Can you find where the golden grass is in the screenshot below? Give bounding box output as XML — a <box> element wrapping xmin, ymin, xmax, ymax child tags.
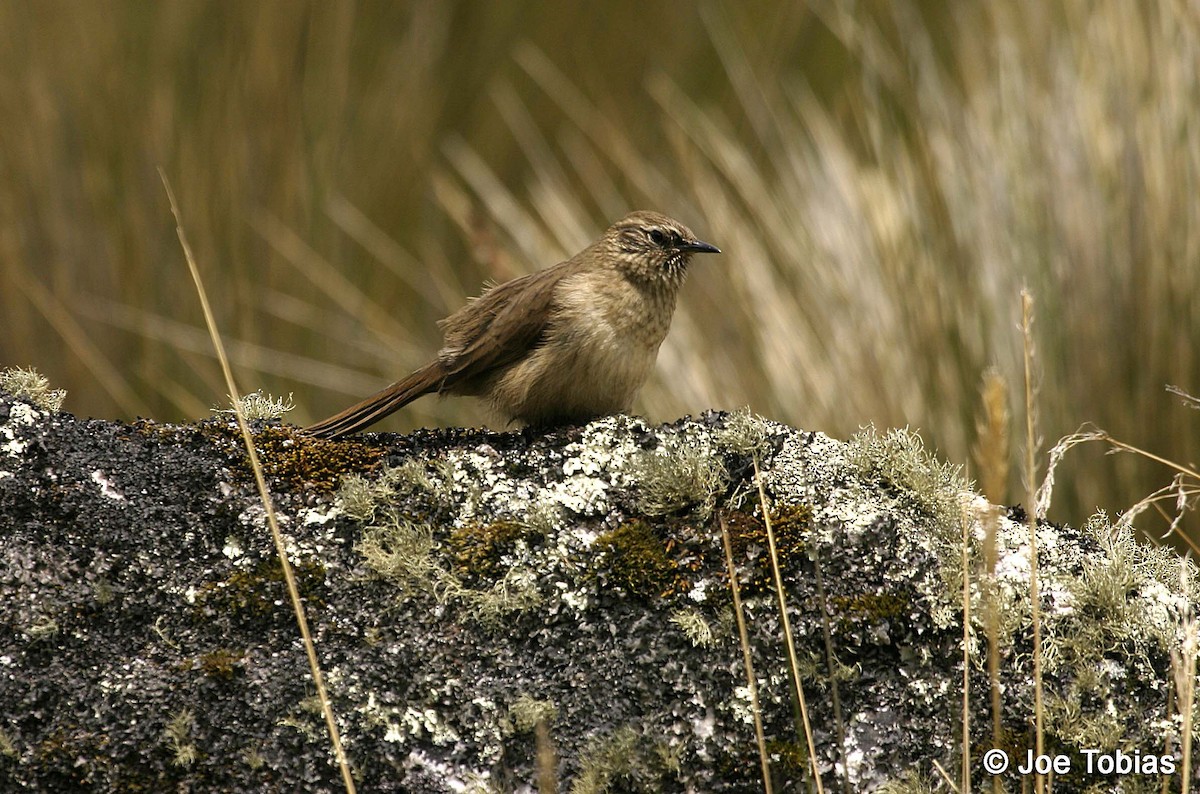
<box><xmin>1021</xmin><ymin>291</ymin><xmax>1046</xmax><ymax>792</ymax></box>
<box><xmin>973</xmin><ymin>370</ymin><xmax>1009</xmax><ymax>794</ymax></box>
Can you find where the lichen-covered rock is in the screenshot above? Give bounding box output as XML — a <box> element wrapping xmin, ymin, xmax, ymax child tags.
<box><xmin>0</xmin><ymin>392</ymin><xmax>1194</xmax><ymax>792</ymax></box>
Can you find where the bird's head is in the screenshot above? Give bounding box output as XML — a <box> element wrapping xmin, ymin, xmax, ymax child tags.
<box><xmin>604</xmin><ymin>210</ymin><xmax>720</xmax><ymax>287</ymax></box>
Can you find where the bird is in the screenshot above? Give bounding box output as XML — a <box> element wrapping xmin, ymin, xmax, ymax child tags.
<box><xmin>305</xmin><ymin>210</ymin><xmax>720</xmax><ymax>439</ymax></box>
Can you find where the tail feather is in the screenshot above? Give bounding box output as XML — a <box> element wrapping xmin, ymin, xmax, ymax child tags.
<box><xmin>304</xmin><ymin>363</ymin><xmax>444</xmax><ymax>439</ymax></box>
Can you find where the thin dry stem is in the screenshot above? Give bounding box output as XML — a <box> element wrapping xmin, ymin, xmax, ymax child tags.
<box><xmin>1021</xmin><ymin>289</ymin><xmax>1045</xmax><ymax>794</ymax></box>
<box><xmin>810</xmin><ymin>553</ymin><xmax>849</xmax><ymax>794</ymax></box>
<box><xmin>534</xmin><ymin>718</ymin><xmax>558</xmax><ymax>794</ymax></box>
<box><xmin>932</xmin><ymin>759</ymin><xmax>961</xmax><ymax>792</ymax></box>
<box><xmin>754</xmin><ymin>457</ymin><xmax>823</xmax><ymax>793</ymax></box>
<box><xmin>718</xmin><ymin>513</ymin><xmax>774</xmax><ymax>794</ymax></box>
<box><xmin>974</xmin><ymin>370</ymin><xmax>1008</xmax><ymax>793</ymax></box>
<box><xmin>961</xmin><ymin>507</ymin><xmax>972</xmax><ymax>794</ymax></box>
<box><xmin>161</xmin><ymin>171</ymin><xmax>357</xmax><ymax>794</ymax></box>
<box><xmin>1174</xmin><ymin>557</ymin><xmax>1196</xmax><ymax>794</ymax></box>
<box><xmin>1039</xmin><ymin>428</ymin><xmax>1200</xmax><ymax>554</ymax></box>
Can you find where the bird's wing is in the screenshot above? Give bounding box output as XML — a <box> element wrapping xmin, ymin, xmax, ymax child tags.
<box><xmin>434</xmin><ymin>261</ymin><xmax>574</xmax><ymax>386</ymax></box>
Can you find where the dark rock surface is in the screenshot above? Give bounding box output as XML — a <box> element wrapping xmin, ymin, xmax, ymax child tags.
<box><xmin>0</xmin><ymin>392</ymin><xmax>1192</xmax><ymax>792</ymax></box>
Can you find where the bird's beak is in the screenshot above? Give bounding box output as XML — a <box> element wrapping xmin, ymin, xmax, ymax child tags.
<box><xmin>681</xmin><ymin>239</ymin><xmax>720</xmax><ymax>255</ymax></box>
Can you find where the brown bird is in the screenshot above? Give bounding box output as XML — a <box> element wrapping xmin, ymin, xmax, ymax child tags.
<box><xmin>305</xmin><ymin>211</ymin><xmax>720</xmax><ymax>439</ymax></box>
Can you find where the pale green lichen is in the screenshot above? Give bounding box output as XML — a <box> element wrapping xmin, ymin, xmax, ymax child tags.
<box><xmin>337</xmin><ymin>458</ymin><xmax>447</xmax><ymax>521</ymax></box>
<box><xmin>509</xmin><ymin>694</ymin><xmax>557</xmax><ymax>733</ymax></box>
<box><xmin>0</xmin><ymin>367</ymin><xmax>66</xmax><ymax>412</ymax></box>
<box><xmin>358</xmin><ymin>511</ymin><xmax>541</xmax><ymax>624</ymax></box>
<box><xmin>570</xmin><ymin>725</ymin><xmax>681</xmax><ymax>794</ymax></box>
<box><xmin>24</xmin><ymin>617</ymin><xmax>59</xmax><ymax>641</ymax></box>
<box><xmin>845</xmin><ymin>425</ymin><xmax>969</xmax><ymax>542</ymax></box>
<box><xmin>713</xmin><ymin>407</ymin><xmax>773</xmax><ymax>459</ymax></box>
<box><xmin>212</xmin><ymin>389</ymin><xmax>295</xmax><ymax>420</ymax></box>
<box><xmin>669</xmin><ymin>607</ymin><xmax>715</xmax><ymax>648</ymax></box>
<box><xmin>628</xmin><ymin>444</ymin><xmax>728</xmax><ymax>518</ymax></box>
<box><xmin>0</xmin><ymin>728</ymin><xmax>18</xmax><ymax>760</ymax></box>
<box><xmin>1035</xmin><ymin>512</ymin><xmax>1198</xmax><ymax>754</ymax></box>
<box><xmin>877</xmin><ymin>770</ymin><xmax>938</xmax><ymax>793</ymax></box>
<box><xmin>242</xmin><ymin>745</ymin><xmax>266</xmax><ymax>770</ymax></box>
<box><xmin>162</xmin><ymin>708</ymin><xmax>197</xmax><ymax>767</ymax></box>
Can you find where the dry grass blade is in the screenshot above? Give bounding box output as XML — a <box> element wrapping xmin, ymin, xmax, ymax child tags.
<box><xmin>253</xmin><ymin>210</ymin><xmax>412</xmax><ymax>352</ymax></box>
<box><xmin>534</xmin><ymin>718</ymin><xmax>558</xmax><ymax>794</ymax></box>
<box><xmin>932</xmin><ymin>758</ymin><xmax>961</xmax><ymax>793</ymax></box>
<box><xmin>960</xmin><ymin>506</ymin><xmax>972</xmax><ymax>794</ymax></box>
<box><xmin>8</xmin><ymin>262</ymin><xmax>149</xmax><ymax>418</ymax></box>
<box><xmin>1167</xmin><ymin>385</ymin><xmax>1200</xmax><ymax>411</ymax></box>
<box><xmin>809</xmin><ymin>553</ymin><xmax>849</xmax><ymax>794</ymax></box>
<box><xmin>160</xmin><ymin>170</ymin><xmax>357</xmax><ymax>794</ymax></box>
<box><xmin>1173</xmin><ymin>557</ymin><xmax>1196</xmax><ymax>794</ymax></box>
<box><xmin>754</xmin><ymin>457</ymin><xmax>823</xmax><ymax>792</ymax></box>
<box><xmin>324</xmin><ymin>193</ymin><xmax>454</xmax><ymax>310</ymax></box>
<box><xmin>1021</xmin><ymin>289</ymin><xmax>1045</xmax><ymax>794</ymax></box>
<box><xmin>1038</xmin><ymin>428</ymin><xmax>1200</xmax><ymax>555</ymax></box>
<box><xmin>718</xmin><ymin>513</ymin><xmax>774</xmax><ymax>794</ymax></box>
<box><xmin>75</xmin><ymin>297</ymin><xmax>388</xmax><ymax>397</ymax></box>
<box><xmin>973</xmin><ymin>370</ymin><xmax>1009</xmax><ymax>794</ymax></box>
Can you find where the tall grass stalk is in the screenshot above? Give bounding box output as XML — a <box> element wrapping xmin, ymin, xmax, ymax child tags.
<box><xmin>973</xmin><ymin>369</ymin><xmax>1009</xmax><ymax>794</ymax></box>
<box><xmin>1020</xmin><ymin>290</ymin><xmax>1045</xmax><ymax>794</ymax></box>
<box><xmin>960</xmin><ymin>506</ymin><xmax>972</xmax><ymax>794</ymax></box>
<box><xmin>1174</xmin><ymin>558</ymin><xmax>1196</xmax><ymax>794</ymax></box>
<box><xmin>754</xmin><ymin>458</ymin><xmax>823</xmax><ymax>792</ymax></box>
<box><xmin>161</xmin><ymin>172</ymin><xmax>357</xmax><ymax>793</ymax></box>
<box><xmin>810</xmin><ymin>554</ymin><xmax>849</xmax><ymax>794</ymax></box>
<box><xmin>718</xmin><ymin>514</ymin><xmax>774</xmax><ymax>794</ymax></box>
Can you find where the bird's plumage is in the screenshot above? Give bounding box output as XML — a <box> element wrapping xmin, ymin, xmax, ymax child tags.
<box><xmin>305</xmin><ymin>211</ymin><xmax>718</xmax><ymax>439</ymax></box>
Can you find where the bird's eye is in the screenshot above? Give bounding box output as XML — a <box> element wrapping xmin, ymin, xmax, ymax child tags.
<box><xmin>648</xmin><ymin>229</ymin><xmax>667</xmax><ymax>246</ymax></box>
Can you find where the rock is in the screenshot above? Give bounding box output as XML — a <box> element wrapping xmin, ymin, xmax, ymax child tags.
<box><xmin>0</xmin><ymin>392</ymin><xmax>1192</xmax><ymax>792</ymax></box>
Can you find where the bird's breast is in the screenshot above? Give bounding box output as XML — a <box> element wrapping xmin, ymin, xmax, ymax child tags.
<box><xmin>488</xmin><ymin>269</ymin><xmax>679</xmax><ymax>424</ymax></box>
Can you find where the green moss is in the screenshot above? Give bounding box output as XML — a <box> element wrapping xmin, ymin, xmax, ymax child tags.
<box><xmin>721</xmin><ymin>506</ymin><xmax>811</xmax><ymax>596</ymax></box>
<box><xmin>192</xmin><ymin>558</ymin><xmax>328</xmax><ymax>619</ymax></box>
<box><xmin>594</xmin><ymin>520</ymin><xmax>689</xmax><ymax>599</ymax></box>
<box><xmin>831</xmin><ymin>592</ymin><xmax>908</xmax><ymax>629</ymax></box>
<box><xmin>509</xmin><ymin>694</ymin><xmax>558</xmax><ymax>733</ymax></box>
<box><xmin>763</xmin><ymin>738</ymin><xmax>808</xmax><ymax>775</ymax></box>
<box><xmin>197</xmin><ymin>648</ymin><xmax>245</xmax><ymax>680</ymax></box>
<box><xmin>232</xmin><ymin>425</ymin><xmax>383</xmax><ymax>493</ymax></box>
<box><xmin>448</xmin><ymin>520</ymin><xmax>527</xmax><ymax>583</ymax></box>
<box><xmin>571</xmin><ymin>726</ymin><xmax>681</xmax><ymax>794</ymax></box>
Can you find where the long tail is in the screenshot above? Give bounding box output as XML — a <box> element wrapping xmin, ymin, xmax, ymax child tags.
<box><xmin>304</xmin><ymin>362</ymin><xmax>444</xmax><ymax>439</ymax></box>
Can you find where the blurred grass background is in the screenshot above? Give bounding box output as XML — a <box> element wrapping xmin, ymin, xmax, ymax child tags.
<box><xmin>0</xmin><ymin>0</ymin><xmax>1196</xmax><ymax>537</ymax></box>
